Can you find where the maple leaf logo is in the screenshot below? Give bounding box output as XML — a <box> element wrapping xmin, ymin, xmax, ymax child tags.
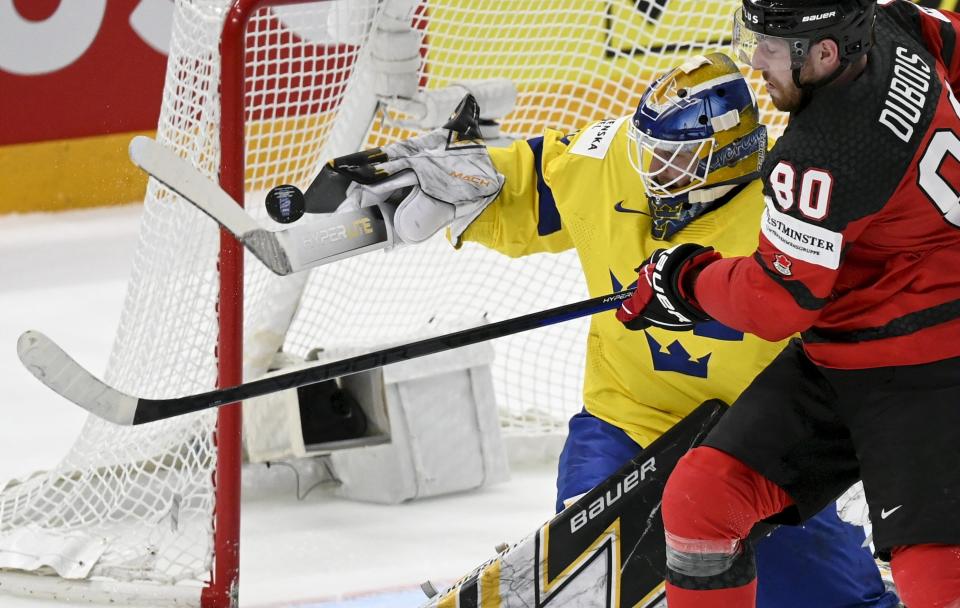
<box><xmin>773</xmin><ymin>253</ymin><xmax>793</xmax><ymax>276</ymax></box>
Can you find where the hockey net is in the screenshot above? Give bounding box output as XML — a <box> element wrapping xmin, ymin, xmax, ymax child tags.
<box><xmin>0</xmin><ymin>1</ymin><xmax>787</xmax><ymax>606</ymax></box>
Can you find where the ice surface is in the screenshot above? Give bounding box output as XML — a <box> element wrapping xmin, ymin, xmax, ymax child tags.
<box><xmin>0</xmin><ymin>205</ymin><xmax>557</xmax><ymax>608</ymax></box>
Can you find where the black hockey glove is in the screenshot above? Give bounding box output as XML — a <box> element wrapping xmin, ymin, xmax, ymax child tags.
<box><xmin>615</xmin><ymin>243</ymin><xmax>719</xmax><ymax>332</ymax></box>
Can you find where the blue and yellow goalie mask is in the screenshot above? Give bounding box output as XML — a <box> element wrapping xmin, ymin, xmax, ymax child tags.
<box><xmin>628</xmin><ymin>52</ymin><xmax>767</xmax><ymax>239</ymax></box>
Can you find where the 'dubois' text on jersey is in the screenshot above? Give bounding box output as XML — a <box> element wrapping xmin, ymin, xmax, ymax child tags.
<box><xmin>697</xmin><ymin>0</ymin><xmax>960</xmax><ymax>369</ymax></box>
<box><xmin>459</xmin><ymin>118</ymin><xmax>788</xmax><ymax>447</ymax></box>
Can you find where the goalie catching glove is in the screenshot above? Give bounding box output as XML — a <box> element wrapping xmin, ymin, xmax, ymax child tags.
<box><xmin>333</xmin><ymin>94</ymin><xmax>504</xmax><ymax>245</ymax></box>
<box><xmin>615</xmin><ymin>243</ymin><xmax>720</xmax><ymax>331</ymax></box>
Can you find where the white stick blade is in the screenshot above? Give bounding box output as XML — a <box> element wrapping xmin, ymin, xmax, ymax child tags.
<box><xmin>128</xmin><ymin>136</ymin><xmax>261</xmax><ymax>237</ymax></box>
<box><xmin>129</xmin><ymin>136</ymin><xmax>296</xmax><ymax>275</ymax></box>
<box><xmin>16</xmin><ymin>331</ymin><xmax>138</xmax><ymax>426</ymax></box>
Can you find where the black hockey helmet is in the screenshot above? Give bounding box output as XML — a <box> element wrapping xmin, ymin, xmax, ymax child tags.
<box><xmin>733</xmin><ymin>0</ymin><xmax>876</xmax><ymax>72</ymax></box>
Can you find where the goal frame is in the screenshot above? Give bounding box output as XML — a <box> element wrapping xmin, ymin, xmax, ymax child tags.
<box><xmin>207</xmin><ymin>1</ymin><xmax>790</xmax><ymax>602</ymax></box>
<box><xmin>207</xmin><ymin>2</ymin><xmax>335</xmax><ymax>606</ymax></box>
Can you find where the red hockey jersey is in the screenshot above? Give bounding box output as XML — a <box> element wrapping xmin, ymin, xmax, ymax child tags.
<box><xmin>696</xmin><ymin>1</ymin><xmax>960</xmax><ymax>369</ymax></box>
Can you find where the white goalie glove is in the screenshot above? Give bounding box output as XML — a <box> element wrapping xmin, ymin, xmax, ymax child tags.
<box><xmin>333</xmin><ymin>94</ymin><xmax>504</xmax><ymax>245</ymax></box>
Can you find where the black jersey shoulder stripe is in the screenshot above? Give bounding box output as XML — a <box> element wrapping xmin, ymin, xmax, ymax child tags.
<box><xmin>919</xmin><ymin>6</ymin><xmax>959</xmax><ymax>78</ymax></box>
<box><xmin>803</xmin><ymin>298</ymin><xmax>960</xmax><ymax>343</ymax></box>
<box><xmin>882</xmin><ymin>1</ymin><xmax>958</xmax><ymax>76</ymax></box>
<box><xmin>938</xmin><ymin>13</ymin><xmax>958</xmax><ymax>76</ymax></box>
<box><xmin>881</xmin><ymin>1</ymin><xmax>928</xmax><ymax>48</ymax></box>
<box><xmin>752</xmin><ymin>252</ymin><xmax>829</xmax><ymax>312</ymax></box>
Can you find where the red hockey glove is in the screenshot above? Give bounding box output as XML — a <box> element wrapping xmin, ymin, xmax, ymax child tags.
<box><xmin>615</xmin><ymin>243</ymin><xmax>720</xmax><ymax>331</ymax></box>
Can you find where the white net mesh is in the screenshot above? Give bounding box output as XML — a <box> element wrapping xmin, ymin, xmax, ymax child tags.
<box><xmin>0</xmin><ymin>0</ymin><xmax>787</xmax><ymax>601</ymax></box>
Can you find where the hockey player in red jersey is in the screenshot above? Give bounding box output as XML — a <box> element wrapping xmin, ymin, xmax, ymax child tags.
<box><xmin>614</xmin><ymin>0</ymin><xmax>960</xmax><ymax>605</ymax></box>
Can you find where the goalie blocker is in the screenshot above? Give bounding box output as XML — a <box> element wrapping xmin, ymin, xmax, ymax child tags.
<box><xmin>128</xmin><ymin>94</ymin><xmax>498</xmax><ymax>276</ymax></box>
<box><xmin>422</xmin><ymin>400</ymin><xmax>727</xmax><ymax>608</ymax></box>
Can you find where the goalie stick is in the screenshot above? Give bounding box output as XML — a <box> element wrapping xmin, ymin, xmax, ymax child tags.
<box><xmin>128</xmin><ymin>136</ymin><xmax>394</xmax><ymax>276</ymax></box>
<box><xmin>128</xmin><ymin>95</ymin><xmax>487</xmax><ymax>276</ymax></box>
<box><xmin>421</xmin><ymin>400</ymin><xmax>728</xmax><ymax>608</ymax></box>
<box><xmin>17</xmin><ymin>289</ymin><xmax>634</xmax><ymax>426</ymax></box>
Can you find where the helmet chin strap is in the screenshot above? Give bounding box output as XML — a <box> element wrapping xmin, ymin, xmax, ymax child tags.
<box><xmin>791</xmin><ymin>54</ymin><xmax>851</xmax><ymax>111</ymax></box>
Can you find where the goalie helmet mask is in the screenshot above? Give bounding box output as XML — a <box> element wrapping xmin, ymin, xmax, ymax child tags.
<box><xmin>732</xmin><ymin>0</ymin><xmax>876</xmax><ymax>89</ymax></box>
<box><xmin>628</xmin><ymin>52</ymin><xmax>767</xmax><ymax>240</ymax></box>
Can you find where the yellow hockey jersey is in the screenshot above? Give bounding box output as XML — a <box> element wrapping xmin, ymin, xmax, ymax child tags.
<box><xmin>460</xmin><ymin>118</ymin><xmax>789</xmax><ymax>448</ymax></box>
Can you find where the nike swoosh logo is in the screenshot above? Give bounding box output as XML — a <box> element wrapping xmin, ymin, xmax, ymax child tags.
<box><xmin>614</xmin><ymin>201</ymin><xmax>650</xmax><ymax>216</ymax></box>
<box><xmin>880</xmin><ymin>505</ymin><xmax>902</xmax><ymax>519</ymax></box>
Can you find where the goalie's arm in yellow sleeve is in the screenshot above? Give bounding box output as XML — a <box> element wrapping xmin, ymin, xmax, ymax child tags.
<box><xmin>456</xmin><ymin>129</ymin><xmax>575</xmax><ymax>257</ymax></box>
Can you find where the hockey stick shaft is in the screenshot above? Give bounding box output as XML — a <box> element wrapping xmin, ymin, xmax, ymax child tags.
<box><xmin>134</xmin><ymin>289</ymin><xmax>634</xmax><ymax>423</ymax></box>
<box><xmin>19</xmin><ymin>289</ymin><xmax>634</xmax><ymax>426</ymax></box>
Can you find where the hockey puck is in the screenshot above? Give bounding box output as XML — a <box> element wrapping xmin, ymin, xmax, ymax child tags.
<box><xmin>265</xmin><ymin>184</ymin><xmax>306</xmax><ymax>224</ymax></box>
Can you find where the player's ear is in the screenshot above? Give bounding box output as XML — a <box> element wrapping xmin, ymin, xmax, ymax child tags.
<box><xmin>813</xmin><ymin>38</ymin><xmax>841</xmax><ymax>70</ymax></box>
